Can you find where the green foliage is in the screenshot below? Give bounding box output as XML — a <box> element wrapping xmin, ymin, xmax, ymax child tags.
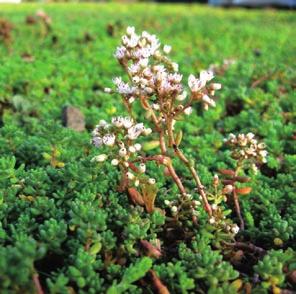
<box><xmin>0</xmin><ymin>3</ymin><xmax>295</xmax><ymax>294</ymax></box>
<box><xmin>254</xmin><ymin>249</ymin><xmax>296</xmax><ymax>290</ymax></box>
<box><xmin>107</xmin><ymin>257</ymin><xmax>152</xmax><ymax>294</ymax></box>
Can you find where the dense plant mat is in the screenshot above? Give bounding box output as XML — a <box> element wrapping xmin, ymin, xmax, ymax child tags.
<box><xmin>0</xmin><ymin>3</ymin><xmax>295</xmax><ymax>294</ymax></box>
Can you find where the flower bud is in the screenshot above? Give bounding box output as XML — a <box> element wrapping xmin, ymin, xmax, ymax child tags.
<box><xmin>172</xmin><ymin>62</ymin><xmax>179</xmax><ymax>72</ymax></box>
<box><xmin>176</xmin><ymin>91</ymin><xmax>187</xmax><ymax>101</ymax></box>
<box><xmin>223</xmin><ymin>185</ymin><xmax>234</xmax><ymax>194</ymax></box>
<box><xmin>139</xmin><ymin>163</ymin><xmax>146</xmax><ymax>173</ymax></box>
<box><xmin>119</xmin><ymin>148</ymin><xmax>127</xmax><ymax>157</ymax></box>
<box><xmin>163</xmin><ymin>45</ymin><xmax>172</xmax><ymax>54</ymax></box>
<box><xmin>128</xmin><ymin>146</ymin><xmax>136</xmax><ymax>153</ymax></box>
<box><xmin>164</xmin><ymin>200</ymin><xmax>171</xmax><ymax>206</ymax></box>
<box><xmin>111</xmin><ymin>159</ymin><xmax>119</xmax><ymax>166</ymax></box>
<box><xmin>184</xmin><ymin>107</ymin><xmax>193</xmax><ymax>115</ymax></box>
<box><xmin>104</xmin><ymin>87</ymin><xmax>112</xmax><ymax>93</ymax></box>
<box><xmin>91</xmin><ymin>154</ymin><xmax>107</xmax><ymax>162</ymax></box>
<box><xmin>231</xmin><ymin>225</ymin><xmax>240</xmax><ymax>234</ymax></box>
<box><xmin>213</xmin><ymin>174</ymin><xmax>219</xmax><ymax>186</ymax></box>
<box><xmin>143</xmin><ymin>128</ymin><xmax>152</xmax><ymax>135</ymax></box>
<box><xmin>148</xmin><ymin>178</ymin><xmax>156</xmax><ymax>185</ymax></box>
<box><xmin>126</xmin><ymin>172</ymin><xmax>135</xmax><ymax>180</ymax></box>
<box><xmin>209</xmin><ymin>217</ymin><xmax>215</xmax><ymax>224</ymax></box>
<box><xmin>134</xmin><ymin>143</ymin><xmax>142</xmax><ymax>151</ymax></box>
<box><xmin>210</xmin><ymin>83</ymin><xmax>222</xmax><ymax>90</ymax></box>
<box><xmin>128</xmin><ymin>97</ymin><xmax>135</xmax><ymax>104</ymax></box>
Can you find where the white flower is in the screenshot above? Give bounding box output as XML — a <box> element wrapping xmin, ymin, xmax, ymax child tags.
<box><xmin>98</xmin><ymin>120</ymin><xmax>108</xmax><ymax>128</ymax></box>
<box><xmin>171</xmin><ymin>206</ymin><xmax>178</xmax><ymax>213</ymax></box>
<box><xmin>184</xmin><ymin>107</ymin><xmax>193</xmax><ymax>115</ymax></box>
<box><xmin>163</xmin><ymin>45</ymin><xmax>172</xmax><ymax>54</ymax></box>
<box><xmin>91</xmin><ymin>154</ymin><xmax>107</xmax><ymax>162</ymax></box>
<box><xmin>200</xmin><ymin>70</ymin><xmax>214</xmax><ymax>83</ymax></box>
<box><xmin>127</xmin><ymin>123</ymin><xmax>145</xmax><ymax>140</ymax></box>
<box><xmin>148</xmin><ymin>178</ymin><xmax>156</xmax><ymax>185</ymax></box>
<box><xmin>113</xmin><ymin>77</ymin><xmax>135</xmax><ymax>95</ymax></box>
<box><xmin>112</xmin><ymin>116</ymin><xmax>124</xmax><ymax>128</ymax></box>
<box><xmin>111</xmin><ymin>159</ymin><xmax>119</xmax><ymax>166</ymax></box>
<box><xmin>188</xmin><ymin>74</ymin><xmax>204</xmax><ymax>92</ymax></box>
<box><xmin>126</xmin><ymin>26</ymin><xmax>135</xmax><ymax>35</ymax></box>
<box><xmin>139</xmin><ymin>58</ymin><xmax>149</xmax><ymax>68</ymax></box>
<box><xmin>259</xmin><ymin>150</ymin><xmax>268</xmax><ymax>158</ymax></box>
<box><xmin>103</xmin><ymin>134</ymin><xmax>116</xmax><ymax>146</ymax></box>
<box><xmin>92</xmin><ymin>136</ymin><xmax>103</xmax><ymax>148</ymax></box>
<box><xmin>123</xmin><ymin>117</ymin><xmax>134</xmax><ymax>129</ymax></box>
<box><xmin>114</xmin><ymin>46</ymin><xmax>126</xmax><ymax>59</ymax></box>
<box><xmin>169</xmin><ymin>73</ymin><xmax>183</xmax><ymax>83</ymax></box>
<box><xmin>152</xmin><ymin>103</ymin><xmax>160</xmax><ymax>110</ymax></box>
<box><xmin>134</xmin><ymin>179</ymin><xmax>140</xmax><ymax>187</ymax></box>
<box><xmin>176</xmin><ymin>91</ymin><xmax>187</xmax><ymax>101</ymax></box>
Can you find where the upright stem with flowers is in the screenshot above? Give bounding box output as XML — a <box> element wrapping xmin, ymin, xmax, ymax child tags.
<box><xmin>92</xmin><ymin>27</ymin><xmax>267</xmax><ymax>229</ymax></box>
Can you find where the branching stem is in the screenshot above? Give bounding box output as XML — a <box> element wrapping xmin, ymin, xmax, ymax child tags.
<box><xmin>166</xmin><ymin>118</ymin><xmax>212</xmax><ymax>215</ymax></box>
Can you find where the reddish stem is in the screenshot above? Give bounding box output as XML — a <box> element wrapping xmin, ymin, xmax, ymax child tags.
<box><xmin>32</xmin><ymin>273</ymin><xmax>44</xmax><ymax>294</ymax></box>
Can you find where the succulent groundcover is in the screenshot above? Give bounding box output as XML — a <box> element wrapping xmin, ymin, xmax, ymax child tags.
<box><xmin>0</xmin><ymin>4</ymin><xmax>295</xmax><ymax>294</ymax></box>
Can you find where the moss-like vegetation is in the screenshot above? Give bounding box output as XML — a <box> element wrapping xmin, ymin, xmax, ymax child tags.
<box><xmin>0</xmin><ymin>3</ymin><xmax>295</xmax><ymax>293</ymax></box>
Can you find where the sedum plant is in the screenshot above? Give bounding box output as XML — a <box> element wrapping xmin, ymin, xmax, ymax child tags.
<box><xmin>92</xmin><ymin>26</ymin><xmax>223</xmax><ymax>218</ymax></box>
<box><xmin>91</xmin><ymin>27</ymin><xmax>269</xmax><ymax>239</ymax></box>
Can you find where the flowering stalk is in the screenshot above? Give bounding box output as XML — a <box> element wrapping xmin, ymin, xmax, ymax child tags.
<box><xmin>220</xmin><ymin>133</ymin><xmax>268</xmax><ymax>230</ymax></box>
<box><xmin>96</xmin><ymin>27</ymin><xmax>223</xmax><ymax>217</ymax></box>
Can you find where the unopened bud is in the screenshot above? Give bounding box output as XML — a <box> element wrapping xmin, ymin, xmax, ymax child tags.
<box><xmin>148</xmin><ymin>178</ymin><xmax>156</xmax><ymax>185</ymax></box>
<box><xmin>139</xmin><ymin>163</ymin><xmax>146</xmax><ymax>173</ymax></box>
<box><xmin>213</xmin><ymin>174</ymin><xmax>219</xmax><ymax>186</ymax></box>
<box><xmin>119</xmin><ymin>148</ymin><xmax>127</xmax><ymax>157</ymax></box>
<box><xmin>111</xmin><ymin>159</ymin><xmax>119</xmax><ymax>166</ymax></box>
<box><xmin>223</xmin><ymin>185</ymin><xmax>234</xmax><ymax>194</ymax></box>
<box><xmin>126</xmin><ymin>172</ymin><xmax>135</xmax><ymax>180</ymax></box>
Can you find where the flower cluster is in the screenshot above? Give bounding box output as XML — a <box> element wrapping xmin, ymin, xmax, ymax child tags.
<box><xmin>99</xmin><ymin>26</ymin><xmax>224</xmax><ymax>217</ymax></box>
<box><xmin>206</xmin><ymin>175</ymin><xmax>241</xmax><ymax>235</ymax></box>
<box><xmin>107</xmin><ymin>26</ymin><xmax>221</xmax><ymax>115</ymax></box>
<box><xmin>188</xmin><ymin>71</ymin><xmax>221</xmax><ymax>110</ymax></box>
<box><xmin>91</xmin><ymin>116</ymin><xmax>155</xmax><ymax>189</ymax></box>
<box><xmin>164</xmin><ymin>193</ymin><xmax>202</xmax><ymax>218</ymax></box>
<box><xmin>224</xmin><ymin>133</ymin><xmax>268</xmax><ymax>172</ymax></box>
<box><xmin>209</xmin><ymin>212</ymin><xmax>240</xmax><ymax>235</ymax></box>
